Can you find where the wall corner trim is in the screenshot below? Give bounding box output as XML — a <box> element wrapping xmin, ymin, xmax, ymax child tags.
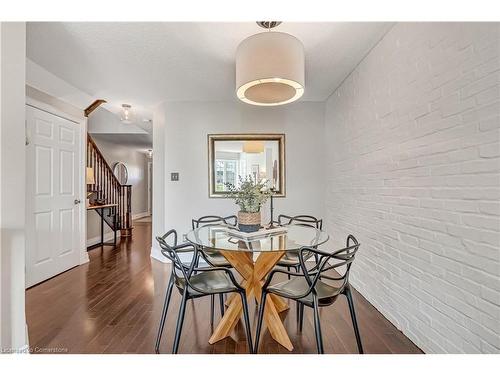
<box><xmin>151</xmin><ymin>246</ymin><xmax>170</xmax><ymax>263</ymax></box>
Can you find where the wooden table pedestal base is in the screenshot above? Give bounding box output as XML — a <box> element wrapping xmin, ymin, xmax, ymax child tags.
<box><xmin>208</xmin><ymin>250</ymin><xmax>293</xmax><ymax>351</ymax></box>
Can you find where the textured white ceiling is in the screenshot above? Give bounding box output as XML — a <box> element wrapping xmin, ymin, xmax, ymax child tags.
<box><xmin>27</xmin><ymin>22</ymin><xmax>392</xmax><ymax>117</ymax></box>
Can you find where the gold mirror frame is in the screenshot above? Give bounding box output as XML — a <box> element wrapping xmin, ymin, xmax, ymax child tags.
<box><xmin>208</xmin><ymin>133</ymin><xmax>286</xmax><ymax>198</ymax></box>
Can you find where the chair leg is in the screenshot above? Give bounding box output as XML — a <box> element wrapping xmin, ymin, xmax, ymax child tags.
<box><xmin>172</xmin><ymin>291</ymin><xmax>188</xmax><ymax>354</ymax></box>
<box><xmin>286</xmin><ymin>266</ymin><xmax>291</xmax><ymax>280</ymax></box>
<box><xmin>312</xmin><ymin>294</ymin><xmax>324</xmax><ymax>354</ymax></box>
<box><xmin>254</xmin><ymin>291</ymin><xmax>268</xmax><ymax>354</ymax></box>
<box><xmin>155</xmin><ymin>274</ymin><xmax>174</xmax><ymax>353</ymax></box>
<box><xmin>239</xmin><ymin>291</ymin><xmax>254</xmax><ymax>354</ymax></box>
<box><xmin>193</xmin><ymin>253</ymin><xmax>200</xmax><ymax>275</ymax></box>
<box><xmin>219</xmin><ymin>293</ymin><xmax>225</xmax><ymax>318</ymax></box>
<box><xmin>299</xmin><ymin>302</ymin><xmax>304</xmax><ymax>332</ymax></box>
<box><xmin>210</xmin><ymin>294</ymin><xmax>215</xmax><ymax>326</ymax></box>
<box><xmin>294</xmin><ymin>266</ymin><xmax>300</xmax><ymax>324</ymax></box>
<box><xmin>345</xmin><ymin>286</ymin><xmax>364</xmax><ymax>354</ymax></box>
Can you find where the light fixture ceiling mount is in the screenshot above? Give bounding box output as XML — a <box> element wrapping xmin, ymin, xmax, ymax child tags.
<box><xmin>256</xmin><ymin>21</ymin><xmax>282</xmax><ymax>30</ymax></box>
<box><xmin>236</xmin><ymin>22</ymin><xmax>305</xmax><ymax>106</ymax></box>
<box><xmin>120</xmin><ymin>104</ymin><xmax>133</xmax><ymax>124</ymax></box>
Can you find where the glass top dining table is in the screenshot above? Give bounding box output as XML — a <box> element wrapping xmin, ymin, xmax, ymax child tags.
<box><xmin>184</xmin><ymin>223</ymin><xmax>330</xmax><ymax>351</ymax></box>
<box><xmin>185</xmin><ymin>224</ymin><xmax>329</xmax><ymax>252</ymax></box>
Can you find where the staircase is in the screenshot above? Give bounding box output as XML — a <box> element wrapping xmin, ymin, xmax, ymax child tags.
<box><xmin>87</xmin><ymin>134</ymin><xmax>133</xmax><ymax>238</ymax></box>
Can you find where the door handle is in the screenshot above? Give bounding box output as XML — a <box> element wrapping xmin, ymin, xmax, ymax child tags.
<box><xmin>74</xmin><ymin>199</ymin><xmax>81</xmax><ymax>205</ymax></box>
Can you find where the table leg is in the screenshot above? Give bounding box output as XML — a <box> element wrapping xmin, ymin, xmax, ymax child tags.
<box><xmin>209</xmin><ymin>250</ymin><xmax>294</xmax><ymax>351</ymax></box>
<box><xmin>100</xmin><ymin>208</ymin><xmax>104</xmax><ymax>246</ymax></box>
<box><xmin>113</xmin><ymin>209</ymin><xmax>117</xmax><ymax>246</ymax></box>
<box><xmin>253</xmin><ymin>252</ymin><xmax>293</xmax><ymax>351</ymax></box>
<box><xmin>209</xmin><ymin>251</ymin><xmax>254</xmax><ymax>344</ymax></box>
<box><xmin>270</xmin><ymin>294</ymin><xmax>289</xmax><ymax>313</ymax></box>
<box><xmin>208</xmin><ymin>278</ymin><xmax>253</xmax><ymax>344</ymax></box>
<box><xmin>224</xmin><ymin>292</ymin><xmax>237</xmax><ymax>307</ymax></box>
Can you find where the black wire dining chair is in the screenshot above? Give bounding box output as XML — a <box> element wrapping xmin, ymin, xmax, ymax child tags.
<box><xmin>254</xmin><ymin>235</ymin><xmax>363</xmax><ymax>354</ymax></box>
<box><xmin>154</xmin><ymin>229</ymin><xmax>253</xmax><ymax>354</ymax></box>
<box><xmin>276</xmin><ymin>215</ymin><xmax>323</xmax><ymax>322</ymax></box>
<box><xmin>191</xmin><ymin>215</ymin><xmax>238</xmax><ymax>268</ymax></box>
<box><xmin>191</xmin><ymin>215</ymin><xmax>237</xmax><ymax>318</ymax></box>
<box><xmin>276</xmin><ymin>214</ymin><xmax>323</xmax><ymax>275</ymax></box>
<box><xmin>278</xmin><ymin>214</ymin><xmax>323</xmax><ymax>230</ymax></box>
<box><xmin>191</xmin><ymin>215</ymin><xmax>238</xmax><ymax>270</ymax></box>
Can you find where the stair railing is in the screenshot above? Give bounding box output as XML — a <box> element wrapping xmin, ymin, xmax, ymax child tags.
<box><xmin>87</xmin><ymin>134</ymin><xmax>133</xmax><ymax>236</ymax></box>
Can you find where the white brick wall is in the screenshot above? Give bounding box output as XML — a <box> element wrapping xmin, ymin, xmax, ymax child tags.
<box><xmin>324</xmin><ymin>23</ymin><xmax>500</xmax><ymax>353</ymax></box>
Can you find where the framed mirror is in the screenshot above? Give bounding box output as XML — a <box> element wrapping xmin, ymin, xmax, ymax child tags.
<box><xmin>113</xmin><ymin>162</ymin><xmax>128</xmax><ymax>185</ymax></box>
<box><xmin>208</xmin><ymin>134</ymin><xmax>285</xmax><ymax>198</ymax></box>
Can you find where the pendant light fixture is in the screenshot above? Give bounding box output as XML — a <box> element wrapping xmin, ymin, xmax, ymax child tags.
<box><xmin>120</xmin><ymin>104</ymin><xmax>133</xmax><ymax>124</ymax></box>
<box><xmin>236</xmin><ymin>22</ymin><xmax>305</xmax><ymax>106</ymax></box>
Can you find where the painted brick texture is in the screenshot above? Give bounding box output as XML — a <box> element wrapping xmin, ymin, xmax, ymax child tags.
<box><xmin>324</xmin><ymin>23</ymin><xmax>500</xmax><ymax>353</ymax></box>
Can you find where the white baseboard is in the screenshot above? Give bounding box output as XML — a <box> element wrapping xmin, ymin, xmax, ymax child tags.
<box><xmin>132</xmin><ymin>211</ymin><xmax>150</xmax><ymax>220</ymax></box>
<box><xmin>87</xmin><ymin>231</ymin><xmax>121</xmax><ymax>247</ymax></box>
<box><xmin>80</xmin><ymin>250</ymin><xmax>90</xmax><ymax>264</ymax></box>
<box><xmin>151</xmin><ymin>245</ymin><xmax>170</xmax><ymax>263</ymax></box>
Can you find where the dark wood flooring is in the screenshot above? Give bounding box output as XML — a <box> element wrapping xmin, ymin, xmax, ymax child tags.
<box><xmin>25</xmin><ymin>221</ymin><xmax>422</xmax><ymax>354</ymax></box>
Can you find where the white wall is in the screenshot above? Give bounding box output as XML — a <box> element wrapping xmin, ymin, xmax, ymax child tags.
<box><xmin>26</xmin><ymin>58</ymin><xmax>92</xmax><ymax>109</ymax></box>
<box><xmin>324</xmin><ymin>23</ymin><xmax>500</xmax><ymax>353</ymax></box>
<box><xmin>152</xmin><ymin>101</ymin><xmax>325</xmax><ymax>260</ymax></box>
<box><xmin>0</xmin><ymin>22</ymin><xmax>27</xmax><ymax>352</ymax></box>
<box><xmin>87</xmin><ymin>136</ymin><xmax>149</xmax><ymax>242</ymax></box>
<box><xmin>152</xmin><ymin>105</ymin><xmax>166</xmax><ymax>253</ymax></box>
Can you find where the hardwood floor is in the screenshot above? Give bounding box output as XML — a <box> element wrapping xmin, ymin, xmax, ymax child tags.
<box><xmin>25</xmin><ymin>221</ymin><xmax>422</xmax><ymax>354</ymax></box>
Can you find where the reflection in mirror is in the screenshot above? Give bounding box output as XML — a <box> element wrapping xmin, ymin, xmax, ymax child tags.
<box><xmin>208</xmin><ymin>134</ymin><xmax>285</xmax><ymax>197</ymax></box>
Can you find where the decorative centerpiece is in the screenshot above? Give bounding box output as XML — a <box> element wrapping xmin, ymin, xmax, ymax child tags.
<box><xmin>225</xmin><ymin>176</ymin><xmax>270</xmax><ymax>232</ymax></box>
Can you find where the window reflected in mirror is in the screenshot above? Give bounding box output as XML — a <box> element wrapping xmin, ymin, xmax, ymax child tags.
<box><xmin>208</xmin><ymin>134</ymin><xmax>285</xmax><ymax>197</ymax></box>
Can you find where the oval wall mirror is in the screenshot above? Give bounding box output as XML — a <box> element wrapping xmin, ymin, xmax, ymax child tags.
<box><xmin>113</xmin><ymin>162</ymin><xmax>129</xmax><ymax>184</ymax></box>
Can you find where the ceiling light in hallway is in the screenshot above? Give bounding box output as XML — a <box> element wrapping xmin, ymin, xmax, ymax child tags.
<box><xmin>236</xmin><ymin>22</ymin><xmax>305</xmax><ymax>106</ymax></box>
<box><xmin>120</xmin><ymin>103</ymin><xmax>133</xmax><ymax>124</ymax></box>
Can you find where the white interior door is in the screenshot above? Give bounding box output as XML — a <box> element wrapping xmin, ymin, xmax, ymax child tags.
<box><xmin>26</xmin><ymin>105</ymin><xmax>81</xmax><ymax>287</ymax></box>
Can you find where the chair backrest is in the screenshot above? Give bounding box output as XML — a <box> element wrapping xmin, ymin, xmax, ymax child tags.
<box><xmin>156</xmin><ymin>230</ymin><xmax>215</xmax><ymax>295</ymax></box>
<box><xmin>278</xmin><ymin>214</ymin><xmax>323</xmax><ymax>230</ymax></box>
<box><xmin>192</xmin><ymin>215</ymin><xmax>237</xmax><ymax>229</ymax></box>
<box><xmin>297</xmin><ymin>235</ymin><xmax>360</xmax><ymax>297</ymax></box>
<box><xmin>156</xmin><ymin>229</ymin><xmax>192</xmax><ymax>282</ymax></box>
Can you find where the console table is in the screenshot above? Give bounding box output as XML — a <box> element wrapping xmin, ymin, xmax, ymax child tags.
<box><xmin>87</xmin><ymin>203</ymin><xmax>118</xmax><ymax>248</ymax></box>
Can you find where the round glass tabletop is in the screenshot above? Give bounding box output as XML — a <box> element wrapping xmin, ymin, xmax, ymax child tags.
<box><xmin>185</xmin><ymin>224</ymin><xmax>329</xmax><ymax>252</ymax></box>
